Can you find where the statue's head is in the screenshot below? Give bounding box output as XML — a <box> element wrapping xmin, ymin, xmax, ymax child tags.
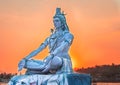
<box><xmin>53</xmin><ymin>8</ymin><xmax>69</xmax><ymax>31</ymax></box>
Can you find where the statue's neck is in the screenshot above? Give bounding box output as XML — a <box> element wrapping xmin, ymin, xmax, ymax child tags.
<box><xmin>55</xmin><ymin>28</ymin><xmax>63</xmax><ymax>36</ymax></box>
<box><xmin>56</xmin><ymin>27</ymin><xmax>62</xmax><ymax>31</ymax></box>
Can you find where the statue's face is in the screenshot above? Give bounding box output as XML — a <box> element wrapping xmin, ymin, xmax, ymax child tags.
<box><xmin>53</xmin><ymin>17</ymin><xmax>62</xmax><ymax>29</ymax></box>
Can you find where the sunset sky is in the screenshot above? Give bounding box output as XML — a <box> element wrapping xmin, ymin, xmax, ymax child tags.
<box><xmin>0</xmin><ymin>0</ymin><xmax>120</xmax><ymax>73</ymax></box>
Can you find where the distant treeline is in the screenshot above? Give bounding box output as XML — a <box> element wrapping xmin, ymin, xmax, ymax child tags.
<box><xmin>75</xmin><ymin>63</ymin><xmax>120</xmax><ymax>82</ymax></box>
<box><xmin>0</xmin><ymin>64</ymin><xmax>120</xmax><ymax>83</ymax></box>
<box><xmin>0</xmin><ymin>72</ymin><xmax>17</xmax><ymax>83</ymax></box>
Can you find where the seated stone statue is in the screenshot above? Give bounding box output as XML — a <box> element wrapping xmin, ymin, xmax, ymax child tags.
<box><xmin>9</xmin><ymin>8</ymin><xmax>91</xmax><ymax>85</ymax></box>
<box><xmin>18</xmin><ymin>8</ymin><xmax>74</xmax><ymax>74</ymax></box>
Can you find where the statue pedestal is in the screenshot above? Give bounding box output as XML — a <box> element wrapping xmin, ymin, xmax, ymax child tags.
<box><xmin>8</xmin><ymin>73</ymin><xmax>91</xmax><ymax>85</ymax></box>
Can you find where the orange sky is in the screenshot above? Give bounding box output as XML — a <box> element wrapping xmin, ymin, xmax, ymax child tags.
<box><xmin>0</xmin><ymin>0</ymin><xmax>120</xmax><ymax>73</ymax></box>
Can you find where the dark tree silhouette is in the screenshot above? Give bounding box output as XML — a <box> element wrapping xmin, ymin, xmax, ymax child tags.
<box><xmin>0</xmin><ymin>72</ymin><xmax>17</xmax><ymax>82</ymax></box>
<box><xmin>75</xmin><ymin>64</ymin><xmax>120</xmax><ymax>82</ymax></box>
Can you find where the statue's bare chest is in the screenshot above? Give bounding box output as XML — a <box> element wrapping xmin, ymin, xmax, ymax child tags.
<box><xmin>48</xmin><ymin>33</ymin><xmax>65</xmax><ymax>51</ymax></box>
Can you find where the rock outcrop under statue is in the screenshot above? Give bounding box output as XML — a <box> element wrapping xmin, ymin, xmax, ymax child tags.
<box><xmin>8</xmin><ymin>73</ymin><xmax>91</xmax><ymax>85</ymax></box>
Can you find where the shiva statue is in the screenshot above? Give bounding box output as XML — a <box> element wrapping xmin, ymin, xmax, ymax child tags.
<box><xmin>18</xmin><ymin>8</ymin><xmax>74</xmax><ymax>74</ymax></box>
<box><xmin>9</xmin><ymin>8</ymin><xmax>91</xmax><ymax>85</ymax></box>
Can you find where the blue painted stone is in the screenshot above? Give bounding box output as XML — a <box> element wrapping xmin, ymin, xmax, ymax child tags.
<box><xmin>8</xmin><ymin>73</ymin><xmax>91</xmax><ymax>85</ymax></box>
<box><xmin>66</xmin><ymin>73</ymin><xmax>91</xmax><ymax>85</ymax></box>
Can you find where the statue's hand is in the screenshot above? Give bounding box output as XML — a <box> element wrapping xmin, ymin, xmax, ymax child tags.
<box><xmin>18</xmin><ymin>59</ymin><xmax>25</xmax><ymax>71</ymax></box>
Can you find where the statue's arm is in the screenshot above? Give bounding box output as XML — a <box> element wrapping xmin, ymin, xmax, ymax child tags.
<box><xmin>24</xmin><ymin>37</ymin><xmax>49</xmax><ymax>60</ymax></box>
<box><xmin>52</xmin><ymin>33</ymin><xmax>74</xmax><ymax>56</ymax></box>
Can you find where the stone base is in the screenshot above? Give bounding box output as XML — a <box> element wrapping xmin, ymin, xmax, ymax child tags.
<box><xmin>8</xmin><ymin>73</ymin><xmax>91</xmax><ymax>85</ymax></box>
<box><xmin>66</xmin><ymin>73</ymin><xmax>91</xmax><ymax>85</ymax></box>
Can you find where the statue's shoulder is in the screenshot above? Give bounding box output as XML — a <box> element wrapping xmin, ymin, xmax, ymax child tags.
<box><xmin>64</xmin><ymin>31</ymin><xmax>74</xmax><ymax>39</ymax></box>
<box><xmin>63</xmin><ymin>31</ymin><xmax>74</xmax><ymax>44</ymax></box>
